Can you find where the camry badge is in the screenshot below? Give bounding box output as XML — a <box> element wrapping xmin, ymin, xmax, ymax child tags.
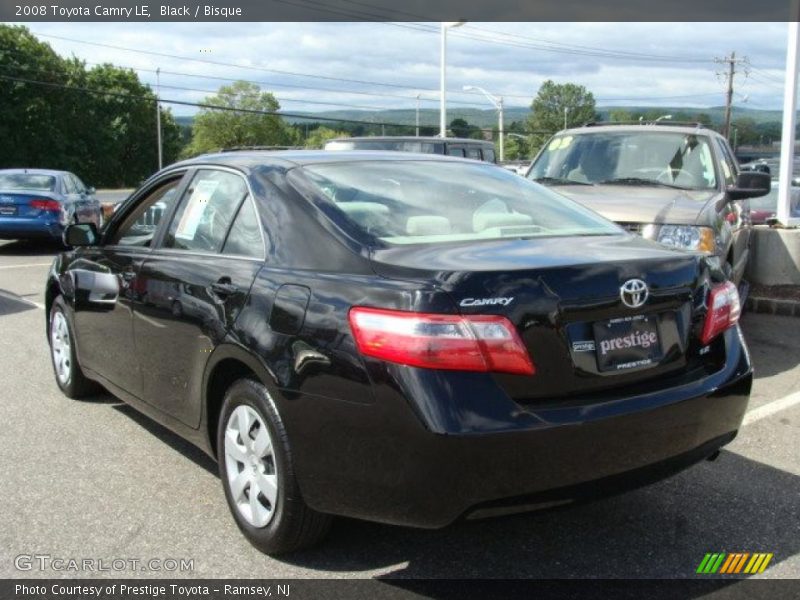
<box><xmin>620</xmin><ymin>279</ymin><xmax>649</xmax><ymax>309</ymax></box>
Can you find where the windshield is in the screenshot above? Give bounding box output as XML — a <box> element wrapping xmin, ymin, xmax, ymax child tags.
<box><xmin>292</xmin><ymin>160</ymin><xmax>621</xmax><ymax>246</ymax></box>
<box><xmin>528</xmin><ymin>131</ymin><xmax>718</xmax><ymax>190</ymax></box>
<box><xmin>0</xmin><ymin>173</ymin><xmax>56</xmax><ymax>191</ymax></box>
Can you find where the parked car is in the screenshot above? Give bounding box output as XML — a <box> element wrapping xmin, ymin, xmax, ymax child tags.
<box><xmin>749</xmin><ymin>181</ymin><xmax>800</xmax><ymax>225</ymax></box>
<box><xmin>500</xmin><ymin>160</ymin><xmax>530</xmax><ymax>175</ymax></box>
<box><xmin>47</xmin><ymin>151</ymin><xmax>752</xmax><ymax>554</ymax></box>
<box><xmin>526</xmin><ymin>124</ymin><xmax>771</xmax><ymax>283</ymax></box>
<box><xmin>0</xmin><ymin>168</ymin><xmax>102</xmax><ymax>242</ymax></box>
<box><xmin>325</xmin><ymin>136</ymin><xmax>497</xmax><ymax>163</ymax></box>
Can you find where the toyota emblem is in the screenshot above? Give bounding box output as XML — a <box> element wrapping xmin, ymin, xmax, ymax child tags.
<box><xmin>620</xmin><ymin>279</ymin><xmax>649</xmax><ymax>309</ymax></box>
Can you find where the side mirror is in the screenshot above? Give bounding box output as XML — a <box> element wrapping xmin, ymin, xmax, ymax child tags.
<box><xmin>63</xmin><ymin>222</ymin><xmax>99</xmax><ymax>247</ymax></box>
<box><xmin>728</xmin><ymin>171</ymin><xmax>771</xmax><ymax>201</ymax></box>
<box><xmin>86</xmin><ymin>186</ymin><xmax>96</xmax><ymax>195</ymax></box>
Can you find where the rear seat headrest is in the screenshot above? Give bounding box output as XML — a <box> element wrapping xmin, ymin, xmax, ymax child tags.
<box><xmin>473</xmin><ymin>212</ymin><xmax>533</xmax><ymax>232</ymax></box>
<box><xmin>406</xmin><ymin>215</ymin><xmax>452</xmax><ymax>236</ymax></box>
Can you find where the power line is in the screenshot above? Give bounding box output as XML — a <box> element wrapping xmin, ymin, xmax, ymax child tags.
<box><xmin>0</xmin><ymin>73</ymin><xmax>498</xmax><ymax>131</ymax></box>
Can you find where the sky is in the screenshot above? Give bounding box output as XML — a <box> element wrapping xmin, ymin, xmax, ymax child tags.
<box><xmin>20</xmin><ymin>21</ymin><xmax>791</xmax><ymax>121</ymax></box>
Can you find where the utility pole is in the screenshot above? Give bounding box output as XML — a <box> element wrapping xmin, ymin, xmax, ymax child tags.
<box><xmin>415</xmin><ymin>93</ymin><xmax>420</xmax><ymax>137</ymax></box>
<box><xmin>715</xmin><ymin>51</ymin><xmax>749</xmax><ymax>139</ymax></box>
<box><xmin>156</xmin><ymin>67</ymin><xmax>163</xmax><ymax>170</ymax></box>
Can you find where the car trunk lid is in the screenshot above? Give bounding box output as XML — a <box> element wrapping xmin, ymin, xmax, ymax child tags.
<box><xmin>369</xmin><ymin>234</ymin><xmax>715</xmax><ymax>401</ymax></box>
<box><xmin>0</xmin><ymin>191</ymin><xmax>62</xmax><ymax>219</ymax></box>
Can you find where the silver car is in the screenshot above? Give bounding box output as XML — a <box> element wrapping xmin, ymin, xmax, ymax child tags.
<box><xmin>527</xmin><ymin>123</ymin><xmax>771</xmax><ymax>283</ymax></box>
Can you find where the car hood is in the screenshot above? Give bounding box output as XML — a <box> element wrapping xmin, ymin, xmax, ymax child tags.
<box><xmin>553</xmin><ymin>184</ymin><xmax>717</xmax><ymax>225</ymax></box>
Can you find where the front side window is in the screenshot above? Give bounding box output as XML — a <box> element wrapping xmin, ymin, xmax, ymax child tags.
<box><xmin>715</xmin><ymin>138</ymin><xmax>738</xmax><ymax>186</ymax></box>
<box><xmin>165</xmin><ymin>169</ymin><xmax>248</xmax><ymax>252</ymax></box>
<box><xmin>292</xmin><ymin>160</ymin><xmax>620</xmax><ymax>246</ymax></box>
<box><xmin>529</xmin><ymin>131</ymin><xmax>717</xmax><ymax>190</ymax></box>
<box><xmin>111</xmin><ymin>177</ymin><xmax>183</xmax><ymax>247</ymax></box>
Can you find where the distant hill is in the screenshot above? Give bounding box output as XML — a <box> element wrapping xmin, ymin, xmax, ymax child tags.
<box><xmin>174</xmin><ymin>105</ymin><xmax>785</xmax><ymax>129</ymax></box>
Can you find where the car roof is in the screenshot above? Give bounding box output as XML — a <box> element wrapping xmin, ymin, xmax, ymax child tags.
<box><xmin>0</xmin><ymin>168</ymin><xmax>67</xmax><ymax>177</ymax></box>
<box><xmin>174</xmin><ymin>149</ymin><xmax>492</xmax><ymax>170</ymax></box>
<box><xmin>558</xmin><ymin>124</ymin><xmax>717</xmax><ymax>137</ymax></box>
<box><xmin>329</xmin><ymin>136</ymin><xmax>492</xmax><ymax>144</ymax></box>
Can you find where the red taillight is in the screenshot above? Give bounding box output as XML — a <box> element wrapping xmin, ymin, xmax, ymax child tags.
<box><xmin>29</xmin><ymin>198</ymin><xmax>61</xmax><ymax>212</ymax></box>
<box><xmin>348</xmin><ymin>307</ymin><xmax>535</xmax><ymax>375</ymax></box>
<box><xmin>700</xmin><ymin>281</ymin><xmax>741</xmax><ymax>346</ymax></box>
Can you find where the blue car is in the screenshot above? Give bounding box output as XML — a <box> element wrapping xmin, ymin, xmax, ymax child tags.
<box><xmin>0</xmin><ymin>169</ymin><xmax>103</xmax><ymax>242</ymax></box>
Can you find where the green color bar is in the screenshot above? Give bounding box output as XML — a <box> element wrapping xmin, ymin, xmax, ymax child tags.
<box><xmin>697</xmin><ymin>554</ymin><xmax>713</xmax><ymax>574</ymax></box>
<box><xmin>711</xmin><ymin>553</ymin><xmax>727</xmax><ymax>573</ymax></box>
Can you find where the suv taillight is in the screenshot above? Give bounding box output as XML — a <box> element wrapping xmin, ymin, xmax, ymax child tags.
<box><xmin>348</xmin><ymin>307</ymin><xmax>535</xmax><ymax>375</ymax></box>
<box><xmin>700</xmin><ymin>281</ymin><xmax>741</xmax><ymax>346</ymax></box>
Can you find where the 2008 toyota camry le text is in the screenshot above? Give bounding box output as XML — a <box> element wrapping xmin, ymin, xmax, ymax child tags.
<box><xmin>45</xmin><ymin>151</ymin><xmax>752</xmax><ymax>554</ymax></box>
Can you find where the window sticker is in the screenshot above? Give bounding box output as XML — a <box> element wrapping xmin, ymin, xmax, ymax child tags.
<box><xmin>175</xmin><ymin>179</ymin><xmax>219</xmax><ymax>240</ymax></box>
<box><xmin>548</xmin><ymin>137</ymin><xmax>563</xmax><ymax>151</ymax></box>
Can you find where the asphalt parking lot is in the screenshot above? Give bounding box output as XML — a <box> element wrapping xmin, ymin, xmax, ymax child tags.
<box><xmin>0</xmin><ymin>239</ymin><xmax>798</xmax><ymax>580</ymax></box>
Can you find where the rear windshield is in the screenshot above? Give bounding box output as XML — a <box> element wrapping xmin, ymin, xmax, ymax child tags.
<box><xmin>0</xmin><ymin>173</ymin><xmax>56</xmax><ymax>191</ymax></box>
<box><xmin>292</xmin><ymin>160</ymin><xmax>621</xmax><ymax>246</ymax></box>
<box><xmin>326</xmin><ymin>140</ymin><xmax>444</xmax><ymax>154</ymax></box>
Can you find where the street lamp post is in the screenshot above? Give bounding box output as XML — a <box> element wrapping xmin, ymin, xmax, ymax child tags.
<box><xmin>463</xmin><ymin>85</ymin><xmax>504</xmax><ymax>161</ymax></box>
<box><xmin>440</xmin><ymin>21</ymin><xmax>466</xmax><ymax>138</ymax></box>
<box><xmin>415</xmin><ymin>93</ymin><xmax>420</xmax><ymax>137</ymax></box>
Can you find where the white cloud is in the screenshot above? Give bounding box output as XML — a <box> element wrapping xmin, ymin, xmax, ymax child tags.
<box><xmin>19</xmin><ymin>21</ymin><xmax>789</xmax><ymax>117</ymax></box>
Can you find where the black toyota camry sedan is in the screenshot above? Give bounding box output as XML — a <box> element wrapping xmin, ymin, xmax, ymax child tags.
<box><xmin>46</xmin><ymin>151</ymin><xmax>752</xmax><ymax>554</ymax></box>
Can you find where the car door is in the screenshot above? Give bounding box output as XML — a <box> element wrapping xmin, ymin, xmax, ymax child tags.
<box><xmin>714</xmin><ymin>137</ymin><xmax>750</xmax><ymax>279</ymax></box>
<box><xmin>60</xmin><ymin>174</ymin><xmax>81</xmax><ymax>222</ymax></box>
<box><xmin>72</xmin><ymin>173</ymin><xmax>101</xmax><ymax>227</ymax></box>
<box><xmin>68</xmin><ymin>172</ymin><xmax>188</xmax><ymax>397</ymax></box>
<box><xmin>133</xmin><ymin>167</ymin><xmax>265</xmax><ymax>427</ymax></box>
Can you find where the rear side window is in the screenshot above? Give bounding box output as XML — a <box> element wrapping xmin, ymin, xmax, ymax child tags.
<box><xmin>448</xmin><ymin>146</ymin><xmax>465</xmax><ymax>157</ymax></box>
<box><xmin>465</xmin><ymin>147</ymin><xmax>482</xmax><ymax>160</ymax></box>
<box><xmin>222</xmin><ymin>197</ymin><xmax>264</xmax><ymax>258</ymax></box>
<box><xmin>63</xmin><ymin>176</ymin><xmax>77</xmax><ymax>194</ymax></box>
<box><xmin>165</xmin><ymin>169</ymin><xmax>248</xmax><ymax>253</ymax></box>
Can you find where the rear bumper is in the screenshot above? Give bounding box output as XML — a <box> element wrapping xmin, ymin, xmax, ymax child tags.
<box><xmin>0</xmin><ymin>217</ymin><xmax>63</xmax><ymax>240</ymax></box>
<box><xmin>284</xmin><ymin>326</ymin><xmax>752</xmax><ymax>528</ymax></box>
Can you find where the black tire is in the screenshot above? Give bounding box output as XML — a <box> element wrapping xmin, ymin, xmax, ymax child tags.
<box><xmin>217</xmin><ymin>379</ymin><xmax>332</xmax><ymax>555</ymax></box>
<box><xmin>48</xmin><ymin>296</ymin><xmax>100</xmax><ymax>399</ymax></box>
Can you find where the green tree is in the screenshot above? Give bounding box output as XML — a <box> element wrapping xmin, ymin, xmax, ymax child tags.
<box><xmin>0</xmin><ymin>25</ymin><xmax>183</xmax><ymax>186</ymax></box>
<box><xmin>186</xmin><ymin>81</ymin><xmax>295</xmax><ymax>155</ymax></box>
<box><xmin>304</xmin><ymin>126</ymin><xmax>348</xmax><ymax>149</ymax></box>
<box><xmin>82</xmin><ymin>63</ymin><xmax>182</xmax><ymax>186</ymax></box>
<box><xmin>449</xmin><ymin>118</ymin><xmax>481</xmax><ymax>139</ymax></box>
<box><xmin>608</xmin><ymin>109</ymin><xmax>634</xmax><ymax>122</ymax></box>
<box><xmin>528</xmin><ymin>80</ymin><xmax>596</xmax><ymax>147</ymax></box>
<box><xmin>0</xmin><ymin>25</ymin><xmax>72</xmax><ymax>170</ymax></box>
